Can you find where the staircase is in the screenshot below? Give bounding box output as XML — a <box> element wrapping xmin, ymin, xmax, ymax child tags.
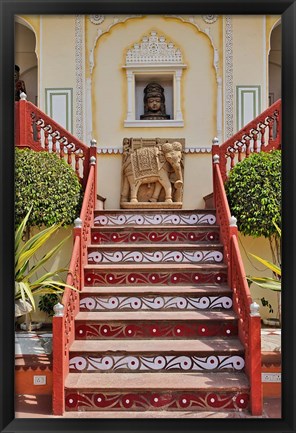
<box><xmin>63</xmin><ymin>209</ymin><xmax>250</xmax><ymax>414</ymax></box>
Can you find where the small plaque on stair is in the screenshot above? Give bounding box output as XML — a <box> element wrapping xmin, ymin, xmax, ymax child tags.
<box><xmin>120</xmin><ymin>138</ymin><xmax>185</xmax><ymax>209</ymax></box>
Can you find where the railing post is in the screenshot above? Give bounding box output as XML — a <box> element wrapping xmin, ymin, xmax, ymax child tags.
<box><xmin>249</xmin><ymin>302</ymin><xmax>262</xmax><ymax>415</ymax></box>
<box><xmin>212</xmin><ymin>137</ymin><xmax>220</xmax><ymax>208</ymax></box>
<box><xmin>52</xmin><ymin>302</ymin><xmax>65</xmax><ymax>415</ymax></box>
<box><xmin>74</xmin><ymin>218</ymin><xmax>83</xmax><ymax>290</ymax></box>
<box><xmin>15</xmin><ymin>93</ymin><xmax>28</xmax><ymax>148</ymax></box>
<box><xmin>90</xmin><ymin>138</ymin><xmax>97</xmax><ymax>200</ymax></box>
<box><xmin>228</xmin><ymin>219</ymin><xmax>238</xmax><ymax>288</ymax></box>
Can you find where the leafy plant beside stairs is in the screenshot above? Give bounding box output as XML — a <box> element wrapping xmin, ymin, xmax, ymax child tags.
<box><xmin>15</xmin><ymin>207</ymin><xmax>77</xmax><ymax>329</ymax></box>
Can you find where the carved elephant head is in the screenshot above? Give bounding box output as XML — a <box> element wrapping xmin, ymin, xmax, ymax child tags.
<box><xmin>161</xmin><ymin>141</ymin><xmax>183</xmax><ymax>188</ymax></box>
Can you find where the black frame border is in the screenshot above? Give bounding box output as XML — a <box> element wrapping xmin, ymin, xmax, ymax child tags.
<box><xmin>1</xmin><ymin>1</ymin><xmax>295</xmax><ymax>432</ymax></box>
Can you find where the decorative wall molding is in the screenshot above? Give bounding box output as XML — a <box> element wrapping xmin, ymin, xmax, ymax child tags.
<box><xmin>45</xmin><ymin>88</ymin><xmax>73</xmax><ymax>133</ymax></box>
<box><xmin>224</xmin><ymin>16</ymin><xmax>234</xmax><ymax>139</ymax></box>
<box><xmin>89</xmin><ymin>15</ymin><xmax>143</xmax><ymax>74</ymax></box>
<box><xmin>236</xmin><ymin>86</ymin><xmax>261</xmax><ymax>130</ymax></box>
<box><xmin>75</xmin><ymin>15</ymin><xmax>84</xmax><ymax>140</ymax></box>
<box><xmin>89</xmin><ymin>15</ymin><xmax>105</xmax><ymax>25</ymax></box>
<box><xmin>125</xmin><ymin>31</ymin><xmax>183</xmax><ymax>65</ymax></box>
<box><xmin>202</xmin><ymin>15</ymin><xmax>219</xmax><ymax>24</ymax></box>
<box><xmin>96</xmin><ymin>147</ymin><xmax>212</xmax><ymax>155</ymax></box>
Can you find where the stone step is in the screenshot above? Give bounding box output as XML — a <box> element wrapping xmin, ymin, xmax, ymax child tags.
<box><xmin>79</xmin><ymin>286</ymin><xmax>233</xmax><ymax>312</ymax></box>
<box><xmin>84</xmin><ymin>263</ymin><xmax>228</xmax><ymax>287</ymax></box>
<box><xmin>69</xmin><ymin>338</ymin><xmax>245</xmax><ymax>373</ymax></box>
<box><xmin>75</xmin><ymin>310</ymin><xmax>238</xmax><ymax>339</ymax></box>
<box><xmin>94</xmin><ymin>210</ymin><xmax>216</xmax><ymax>227</ymax></box>
<box><xmin>87</xmin><ymin>244</ymin><xmax>224</xmax><ymax>265</ymax></box>
<box><xmin>91</xmin><ymin>226</ymin><xmax>220</xmax><ymax>244</ymax></box>
<box><xmin>65</xmin><ymin>372</ymin><xmax>249</xmax><ymax>412</ymax></box>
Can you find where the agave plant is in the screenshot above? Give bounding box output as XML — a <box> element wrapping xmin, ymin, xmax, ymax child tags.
<box><xmin>15</xmin><ymin>206</ymin><xmax>76</xmax><ymax>319</ymax></box>
<box><xmin>247</xmin><ymin>222</ymin><xmax>281</xmax><ymax>325</ymax></box>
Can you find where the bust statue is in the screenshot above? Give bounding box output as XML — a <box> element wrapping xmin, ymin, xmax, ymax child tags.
<box><xmin>140</xmin><ymin>82</ymin><xmax>170</xmax><ymax>120</ymax></box>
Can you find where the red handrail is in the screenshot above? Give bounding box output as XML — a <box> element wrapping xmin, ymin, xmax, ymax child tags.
<box><xmin>213</xmin><ymin>99</ymin><xmax>281</xmax><ymax>182</ymax></box>
<box><xmin>211</xmin><ymin>100</ymin><xmax>282</xmax><ymax>415</ymax></box>
<box><xmin>15</xmin><ymin>96</ymin><xmax>91</xmax><ymax>189</ymax></box>
<box><xmin>15</xmin><ymin>96</ymin><xmax>98</xmax><ymax>415</ymax></box>
<box><xmin>52</xmin><ymin>158</ymin><xmax>97</xmax><ymax>415</ymax></box>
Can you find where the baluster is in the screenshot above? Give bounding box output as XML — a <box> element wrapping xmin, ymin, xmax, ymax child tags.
<box><xmin>44</xmin><ymin>130</ymin><xmax>50</xmax><ymax>152</ymax></box>
<box><xmin>52</xmin><ymin>135</ymin><xmax>57</xmax><ymax>153</ymax></box>
<box><xmin>67</xmin><ymin>148</ymin><xmax>72</xmax><ymax>166</ymax></box>
<box><xmin>275</xmin><ymin>112</ymin><xmax>279</xmax><ymax>140</ymax></box>
<box><xmin>253</xmin><ymin>131</ymin><xmax>258</xmax><ymax>153</ymax></box>
<box><xmin>245</xmin><ymin>140</ymin><xmax>250</xmax><ymax>157</ymax></box>
<box><xmin>36</xmin><ymin>122</ymin><xmax>41</xmax><ymax>144</ymax></box>
<box><xmin>60</xmin><ymin>142</ymin><xmax>65</xmax><ymax>158</ymax></box>
<box><xmin>75</xmin><ymin>153</ymin><xmax>80</xmax><ymax>176</ymax></box>
<box><xmin>260</xmin><ymin>126</ymin><xmax>265</xmax><ymax>148</ymax></box>
<box><xmin>268</xmin><ymin>119</ymin><xmax>274</xmax><ymax>143</ymax></box>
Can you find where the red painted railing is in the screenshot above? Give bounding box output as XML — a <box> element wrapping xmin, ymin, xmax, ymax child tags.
<box><xmin>15</xmin><ymin>94</ymin><xmax>91</xmax><ymax>189</ymax></box>
<box><xmin>212</xmin><ymin>100</ymin><xmax>282</xmax><ymax>415</ymax></box>
<box><xmin>15</xmin><ymin>95</ymin><xmax>97</xmax><ymax>415</ymax></box>
<box><xmin>213</xmin><ymin>99</ymin><xmax>281</xmax><ymax>182</ymax></box>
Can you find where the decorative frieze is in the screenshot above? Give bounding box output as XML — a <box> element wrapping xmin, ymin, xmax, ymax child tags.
<box><xmin>94</xmin><ymin>212</ymin><xmax>217</xmax><ymax>226</ymax></box>
<box><xmin>69</xmin><ymin>353</ymin><xmax>244</xmax><ymax>372</ymax></box>
<box><xmin>80</xmin><ymin>295</ymin><xmax>232</xmax><ymax>312</ymax></box>
<box><xmin>65</xmin><ymin>390</ymin><xmax>249</xmax><ymax>411</ymax></box>
<box><xmin>125</xmin><ymin>31</ymin><xmax>183</xmax><ymax>65</ymax></box>
<box><xmin>75</xmin><ymin>320</ymin><xmax>237</xmax><ymax>339</ymax></box>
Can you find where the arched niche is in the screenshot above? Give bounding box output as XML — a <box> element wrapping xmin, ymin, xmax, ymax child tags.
<box><xmin>268</xmin><ymin>20</ymin><xmax>281</xmax><ymax>105</ymax></box>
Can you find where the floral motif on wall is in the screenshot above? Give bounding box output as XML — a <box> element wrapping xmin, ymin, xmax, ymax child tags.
<box><xmin>202</xmin><ymin>15</ymin><xmax>218</xmax><ymax>24</ymax></box>
<box><xmin>89</xmin><ymin>15</ymin><xmax>105</xmax><ymax>25</ymax></box>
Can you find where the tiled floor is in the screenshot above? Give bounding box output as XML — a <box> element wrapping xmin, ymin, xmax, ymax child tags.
<box><xmin>14</xmin><ymin>326</ymin><xmax>282</xmax><ymax>419</ymax></box>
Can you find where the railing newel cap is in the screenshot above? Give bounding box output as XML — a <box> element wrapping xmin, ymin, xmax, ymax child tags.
<box><xmin>90</xmin><ymin>138</ymin><xmax>97</xmax><ymax>147</ymax></box>
<box><xmin>250</xmin><ymin>301</ymin><xmax>261</xmax><ymax>317</ymax></box>
<box><xmin>212</xmin><ymin>137</ymin><xmax>219</xmax><ymax>145</ymax></box>
<box><xmin>53</xmin><ymin>302</ymin><xmax>64</xmax><ymax>317</ymax></box>
<box><xmin>213</xmin><ymin>154</ymin><xmax>220</xmax><ymax>164</ymax></box>
<box><xmin>20</xmin><ymin>92</ymin><xmax>27</xmax><ymax>100</ymax></box>
<box><xmin>229</xmin><ymin>216</ymin><xmax>237</xmax><ymax>227</ymax></box>
<box><xmin>90</xmin><ymin>156</ymin><xmax>96</xmax><ymax>165</ymax></box>
<box><xmin>74</xmin><ymin>217</ymin><xmax>83</xmax><ymax>228</ymax></box>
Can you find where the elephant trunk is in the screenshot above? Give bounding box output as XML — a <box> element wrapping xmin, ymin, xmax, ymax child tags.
<box><xmin>172</xmin><ymin>164</ymin><xmax>183</xmax><ymax>188</ymax></box>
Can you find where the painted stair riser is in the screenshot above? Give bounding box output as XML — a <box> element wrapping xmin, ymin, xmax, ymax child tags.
<box><xmin>65</xmin><ymin>390</ymin><xmax>249</xmax><ymax>412</ymax></box>
<box><xmin>87</xmin><ymin>249</ymin><xmax>224</xmax><ymax>265</ymax></box>
<box><xmin>94</xmin><ymin>212</ymin><xmax>216</xmax><ymax>227</ymax></box>
<box><xmin>69</xmin><ymin>353</ymin><xmax>245</xmax><ymax>373</ymax></box>
<box><xmin>91</xmin><ymin>229</ymin><xmax>220</xmax><ymax>244</ymax></box>
<box><xmin>75</xmin><ymin>321</ymin><xmax>238</xmax><ymax>339</ymax></box>
<box><xmin>79</xmin><ymin>294</ymin><xmax>233</xmax><ymax>312</ymax></box>
<box><xmin>84</xmin><ymin>270</ymin><xmax>228</xmax><ymax>286</ymax></box>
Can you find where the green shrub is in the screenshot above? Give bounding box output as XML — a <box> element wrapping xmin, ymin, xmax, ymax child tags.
<box><xmin>225</xmin><ymin>150</ymin><xmax>281</xmax><ymax>238</ymax></box>
<box><xmin>15</xmin><ymin>148</ymin><xmax>83</xmax><ymax>227</ymax></box>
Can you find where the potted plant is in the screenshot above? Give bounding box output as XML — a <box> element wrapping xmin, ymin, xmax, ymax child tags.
<box><xmin>15</xmin><ymin>207</ymin><xmax>77</xmax><ymax>331</ymax></box>
<box><xmin>248</xmin><ymin>223</ymin><xmax>281</xmax><ymax>327</ymax></box>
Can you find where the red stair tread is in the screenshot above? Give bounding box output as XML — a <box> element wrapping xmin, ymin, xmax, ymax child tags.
<box><xmin>88</xmin><ymin>243</ymin><xmax>223</xmax><ymax>250</ymax></box>
<box><xmin>70</xmin><ymin>338</ymin><xmax>244</xmax><ymax>353</ymax></box>
<box><xmin>81</xmin><ymin>285</ymin><xmax>232</xmax><ymax>294</ymax></box>
<box><xmin>75</xmin><ymin>310</ymin><xmax>238</xmax><ymax>321</ymax></box>
<box><xmin>94</xmin><ymin>209</ymin><xmax>216</xmax><ymax>214</ymax></box>
<box><xmin>65</xmin><ymin>371</ymin><xmax>249</xmax><ymax>391</ymax></box>
<box><xmin>84</xmin><ymin>263</ymin><xmax>227</xmax><ymax>270</ymax></box>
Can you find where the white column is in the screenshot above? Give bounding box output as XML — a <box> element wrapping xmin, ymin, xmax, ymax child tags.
<box><xmin>217</xmin><ymin>76</ymin><xmax>223</xmax><ymax>143</ymax></box>
<box><xmin>126</xmin><ymin>71</ymin><xmax>134</xmax><ymax>121</ymax></box>
<box><xmin>175</xmin><ymin>69</ymin><xmax>183</xmax><ymax>121</ymax></box>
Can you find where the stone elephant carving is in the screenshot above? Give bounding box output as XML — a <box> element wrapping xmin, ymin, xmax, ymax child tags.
<box><xmin>120</xmin><ymin>141</ymin><xmax>183</xmax><ymax>204</ymax></box>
